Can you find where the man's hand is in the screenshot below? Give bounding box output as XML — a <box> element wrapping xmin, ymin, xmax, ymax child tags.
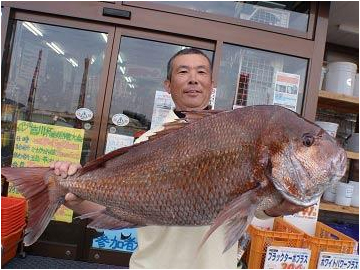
<box><xmin>50</xmin><ymin>161</ymin><xmax>82</xmax><ymax>178</ymax></box>
<box><xmin>49</xmin><ymin>161</ymin><xmax>105</xmax><ymax>215</ymax></box>
<box><xmin>50</xmin><ymin>161</ymin><xmax>83</xmax><ymax>207</ymax></box>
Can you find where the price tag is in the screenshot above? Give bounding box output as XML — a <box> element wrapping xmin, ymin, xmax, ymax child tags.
<box><xmin>317</xmin><ymin>252</ymin><xmax>359</xmax><ymax>269</ymax></box>
<box><xmin>264</xmin><ymin>246</ymin><xmax>311</xmax><ymax>269</ymax></box>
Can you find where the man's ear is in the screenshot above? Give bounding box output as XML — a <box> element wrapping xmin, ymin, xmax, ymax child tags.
<box><xmin>164</xmin><ymin>80</ymin><xmax>171</xmax><ymax>94</ymax></box>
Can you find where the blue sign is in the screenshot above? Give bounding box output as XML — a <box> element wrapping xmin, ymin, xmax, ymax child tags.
<box><xmin>92</xmin><ymin>228</ymin><xmax>138</xmax><ymax>253</ymax></box>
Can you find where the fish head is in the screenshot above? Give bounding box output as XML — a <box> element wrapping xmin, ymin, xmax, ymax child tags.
<box><xmin>262</xmin><ymin>107</ymin><xmax>347</xmax><ymax>207</ymax></box>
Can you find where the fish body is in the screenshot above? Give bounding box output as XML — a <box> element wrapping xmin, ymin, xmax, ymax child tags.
<box><xmin>2</xmin><ymin>105</ymin><xmax>347</xmax><ymax>251</ymax></box>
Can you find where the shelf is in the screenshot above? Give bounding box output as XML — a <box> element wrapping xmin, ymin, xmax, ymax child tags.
<box><xmin>318</xmin><ymin>90</ymin><xmax>359</xmax><ymax>114</ymax></box>
<box><xmin>319</xmin><ymin>201</ymin><xmax>359</xmax><ymax>215</ymax></box>
<box><xmin>347</xmin><ymin>151</ymin><xmax>359</xmax><ymax>160</ymax></box>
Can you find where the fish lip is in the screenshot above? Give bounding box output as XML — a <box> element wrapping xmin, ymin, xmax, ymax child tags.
<box><xmin>278</xmin><ymin>188</ymin><xmax>321</xmax><ymax>207</ymax></box>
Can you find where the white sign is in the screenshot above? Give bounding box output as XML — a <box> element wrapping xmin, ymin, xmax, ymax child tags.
<box><xmin>209</xmin><ymin>87</ymin><xmax>217</xmax><ymax>109</ymax></box>
<box><xmin>273</xmin><ymin>72</ymin><xmax>300</xmax><ymax>112</ymax></box>
<box><xmin>284</xmin><ymin>199</ymin><xmax>320</xmax><ymax>235</ymax></box>
<box><xmin>150</xmin><ymin>91</ymin><xmax>175</xmax><ymax>129</ymax></box>
<box><xmin>317</xmin><ymin>252</ymin><xmax>359</xmax><ymax>269</ymax></box>
<box><xmin>75</xmin><ymin>108</ymin><xmax>93</xmax><ymax>121</ymax></box>
<box><xmin>112</xmin><ymin>113</ymin><xmax>130</xmax><ymax>127</ymax></box>
<box><xmin>105</xmin><ymin>133</ymin><xmax>134</xmax><ymax>154</ymax></box>
<box><xmin>264</xmin><ymin>246</ymin><xmax>311</xmax><ymax>269</ymax></box>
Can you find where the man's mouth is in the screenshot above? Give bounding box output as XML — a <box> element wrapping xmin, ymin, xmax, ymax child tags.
<box><xmin>184</xmin><ymin>89</ymin><xmax>202</xmax><ymax>94</ymax></box>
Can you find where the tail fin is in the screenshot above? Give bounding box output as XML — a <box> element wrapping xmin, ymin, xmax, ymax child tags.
<box><xmin>2</xmin><ymin>167</ymin><xmax>65</xmax><ymax>246</ymax></box>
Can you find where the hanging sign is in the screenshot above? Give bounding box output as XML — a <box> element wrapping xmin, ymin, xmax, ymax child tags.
<box><xmin>9</xmin><ymin>120</ymin><xmax>85</xmax><ymax>223</ymax></box>
<box><xmin>317</xmin><ymin>252</ymin><xmax>359</xmax><ymax>269</ymax></box>
<box><xmin>150</xmin><ymin>90</ymin><xmax>175</xmax><ymax>129</ymax></box>
<box><xmin>105</xmin><ymin>133</ymin><xmax>134</xmax><ymax>154</ymax></box>
<box><xmin>75</xmin><ymin>108</ymin><xmax>93</xmax><ymax>121</ymax></box>
<box><xmin>264</xmin><ymin>246</ymin><xmax>311</xmax><ymax>269</ymax></box>
<box><xmin>112</xmin><ymin>113</ymin><xmax>130</xmax><ymax>127</ymax></box>
<box><xmin>209</xmin><ymin>87</ymin><xmax>217</xmax><ymax>109</ymax></box>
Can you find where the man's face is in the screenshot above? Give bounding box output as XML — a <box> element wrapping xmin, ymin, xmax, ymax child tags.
<box><xmin>164</xmin><ymin>54</ymin><xmax>213</xmax><ymax>111</ymax></box>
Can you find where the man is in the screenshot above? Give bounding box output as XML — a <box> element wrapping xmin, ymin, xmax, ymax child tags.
<box><xmin>51</xmin><ymin>48</ymin><xmax>291</xmax><ymax>268</ymax></box>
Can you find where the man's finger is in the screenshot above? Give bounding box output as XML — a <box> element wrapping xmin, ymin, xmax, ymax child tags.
<box><xmin>64</xmin><ymin>193</ymin><xmax>83</xmax><ymax>207</ymax></box>
<box><xmin>68</xmin><ymin>164</ymin><xmax>81</xmax><ymax>176</ymax></box>
<box><xmin>58</xmin><ymin>162</ymin><xmax>71</xmax><ymax>178</ymax></box>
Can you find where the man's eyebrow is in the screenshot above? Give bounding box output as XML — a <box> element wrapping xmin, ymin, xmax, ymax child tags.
<box><xmin>196</xmin><ymin>65</ymin><xmax>208</xmax><ymax>69</ymax></box>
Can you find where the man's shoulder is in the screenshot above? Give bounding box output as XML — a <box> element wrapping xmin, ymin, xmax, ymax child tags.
<box><xmin>134</xmin><ymin>110</ymin><xmax>179</xmax><ymax>144</ymax></box>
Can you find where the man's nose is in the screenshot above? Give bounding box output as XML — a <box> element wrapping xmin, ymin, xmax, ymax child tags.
<box><xmin>188</xmin><ymin>71</ymin><xmax>198</xmax><ymax>84</ymax></box>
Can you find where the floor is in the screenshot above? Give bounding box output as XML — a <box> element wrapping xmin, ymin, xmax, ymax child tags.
<box><xmin>3</xmin><ymin>255</ymin><xmax>127</xmax><ymax>269</ymax></box>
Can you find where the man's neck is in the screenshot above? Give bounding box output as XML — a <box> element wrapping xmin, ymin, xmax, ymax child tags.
<box><xmin>173</xmin><ymin>105</ymin><xmax>211</xmax><ymax>118</ymax></box>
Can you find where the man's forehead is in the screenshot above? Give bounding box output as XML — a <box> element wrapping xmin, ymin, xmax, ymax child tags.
<box><xmin>173</xmin><ymin>54</ymin><xmax>211</xmax><ymax>68</ymax></box>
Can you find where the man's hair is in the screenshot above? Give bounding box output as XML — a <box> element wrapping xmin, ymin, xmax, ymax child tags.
<box><xmin>166</xmin><ymin>48</ymin><xmax>212</xmax><ymax>81</ymax></box>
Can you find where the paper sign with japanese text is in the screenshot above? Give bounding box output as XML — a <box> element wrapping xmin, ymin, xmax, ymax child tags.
<box><xmin>284</xmin><ymin>198</ymin><xmax>320</xmax><ymax>235</ymax></box>
<box><xmin>273</xmin><ymin>72</ymin><xmax>300</xmax><ymax>112</ymax></box>
<box><xmin>8</xmin><ymin>120</ymin><xmax>85</xmax><ymax>223</ymax></box>
<box><xmin>105</xmin><ymin>134</ymin><xmax>134</xmax><ymax>154</ymax></box>
<box><xmin>264</xmin><ymin>246</ymin><xmax>311</xmax><ymax>269</ymax></box>
<box><xmin>92</xmin><ymin>228</ymin><xmax>138</xmax><ymax>253</ymax></box>
<box><xmin>317</xmin><ymin>252</ymin><xmax>359</xmax><ymax>269</ymax></box>
<box><xmin>150</xmin><ymin>90</ymin><xmax>175</xmax><ymax>129</ymax></box>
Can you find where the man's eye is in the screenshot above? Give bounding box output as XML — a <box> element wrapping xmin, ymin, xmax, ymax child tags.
<box><xmin>179</xmin><ymin>70</ymin><xmax>187</xmax><ymax>73</ymax></box>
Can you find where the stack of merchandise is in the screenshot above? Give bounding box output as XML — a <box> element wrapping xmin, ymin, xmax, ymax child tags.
<box><xmin>1</xmin><ymin>196</ymin><xmax>27</xmax><ymax>266</ymax></box>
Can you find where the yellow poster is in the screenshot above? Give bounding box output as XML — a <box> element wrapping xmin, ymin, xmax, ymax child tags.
<box><xmin>9</xmin><ymin>120</ymin><xmax>85</xmax><ymax>223</ymax></box>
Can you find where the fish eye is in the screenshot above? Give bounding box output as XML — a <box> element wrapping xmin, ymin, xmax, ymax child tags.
<box><xmin>302</xmin><ymin>133</ymin><xmax>314</xmax><ymax>147</ymax></box>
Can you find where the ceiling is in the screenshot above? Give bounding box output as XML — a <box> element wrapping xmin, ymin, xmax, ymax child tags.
<box><xmin>327</xmin><ymin>1</ymin><xmax>359</xmax><ymax>48</ymax></box>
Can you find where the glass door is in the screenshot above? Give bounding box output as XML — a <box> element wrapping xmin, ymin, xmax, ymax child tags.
<box><xmin>1</xmin><ymin>17</ymin><xmax>114</xmax><ymax>167</ymax></box>
<box><xmin>1</xmin><ymin>13</ymin><xmax>115</xmax><ymax>260</ymax></box>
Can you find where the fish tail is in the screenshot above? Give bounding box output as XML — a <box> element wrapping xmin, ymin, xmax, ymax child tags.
<box><xmin>2</xmin><ymin>167</ymin><xmax>65</xmax><ymax>246</ymax></box>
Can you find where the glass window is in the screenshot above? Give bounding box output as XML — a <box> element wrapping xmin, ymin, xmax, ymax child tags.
<box><xmin>1</xmin><ymin>20</ymin><xmax>108</xmax><ymax>166</ymax></box>
<box><xmin>154</xmin><ymin>1</ymin><xmax>310</xmax><ymax>32</ymax></box>
<box><xmin>103</xmin><ymin>37</ymin><xmax>213</xmax><ymax>153</ymax></box>
<box><xmin>216</xmin><ymin>43</ymin><xmax>308</xmax><ymax>114</ymax></box>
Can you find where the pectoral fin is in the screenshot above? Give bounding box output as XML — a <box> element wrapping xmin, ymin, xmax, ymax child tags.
<box><xmin>199</xmin><ymin>187</ymin><xmax>260</xmax><ymax>253</ymax></box>
<box><xmin>77</xmin><ymin>210</ymin><xmax>137</xmax><ymax>230</ymax></box>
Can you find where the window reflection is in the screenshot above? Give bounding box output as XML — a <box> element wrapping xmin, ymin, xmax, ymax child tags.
<box><xmin>155</xmin><ymin>1</ymin><xmax>310</xmax><ymax>32</ymax></box>
<box><xmin>1</xmin><ymin>21</ymin><xmax>108</xmax><ymax>165</ymax></box>
<box><xmin>217</xmin><ymin>43</ymin><xmax>308</xmax><ymax>113</ymax></box>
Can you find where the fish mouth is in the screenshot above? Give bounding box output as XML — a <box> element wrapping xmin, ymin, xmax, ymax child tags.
<box><xmin>268</xmin><ymin>149</ymin><xmax>347</xmax><ymax>208</ymax></box>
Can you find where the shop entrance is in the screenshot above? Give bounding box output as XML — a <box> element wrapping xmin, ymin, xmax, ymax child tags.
<box><xmin>1</xmin><ymin>12</ymin><xmax>214</xmax><ymax>265</ymax></box>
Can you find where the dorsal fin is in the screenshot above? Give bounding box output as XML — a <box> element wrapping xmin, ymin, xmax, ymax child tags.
<box><xmin>147</xmin><ymin>110</ymin><xmax>224</xmax><ymax>141</ymax></box>
<box><xmin>79</xmin><ymin>110</ymin><xmax>225</xmax><ymax>175</ymax></box>
<box><xmin>182</xmin><ymin>110</ymin><xmax>224</xmax><ymax>123</ymax></box>
<box><xmin>78</xmin><ymin>142</ymin><xmax>147</xmax><ymax>176</ymax></box>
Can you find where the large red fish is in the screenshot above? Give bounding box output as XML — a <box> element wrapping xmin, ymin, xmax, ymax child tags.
<box><xmin>2</xmin><ymin>105</ymin><xmax>347</xmax><ymax>252</ymax></box>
